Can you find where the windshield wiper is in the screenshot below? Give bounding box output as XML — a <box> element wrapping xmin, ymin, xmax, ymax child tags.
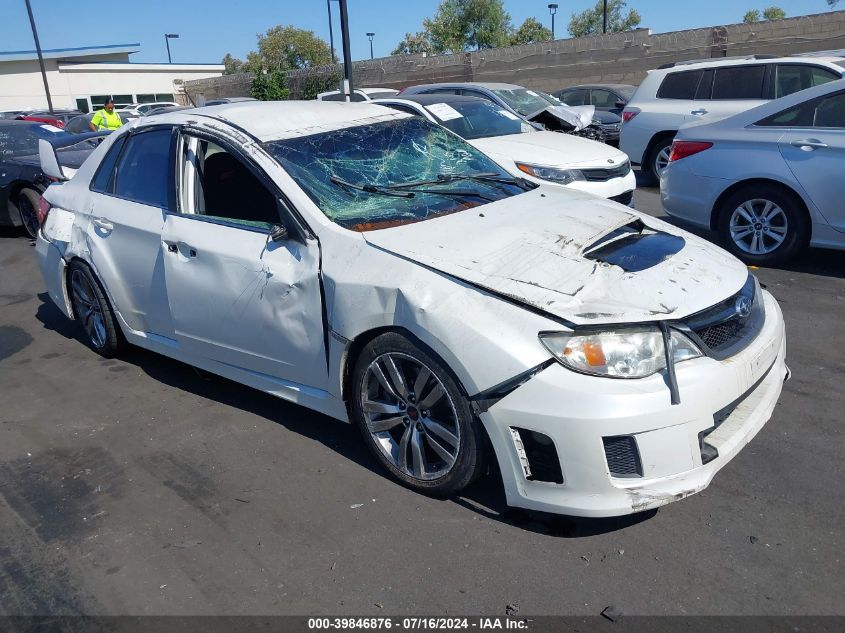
<box><xmin>330</xmin><ymin>175</ymin><xmax>415</xmax><ymax>198</ymax></box>
<box><xmin>386</xmin><ymin>172</ymin><xmax>525</xmax><ymax>190</ymax></box>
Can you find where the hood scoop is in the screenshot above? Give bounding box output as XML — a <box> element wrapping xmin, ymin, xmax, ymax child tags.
<box><xmin>583</xmin><ymin>220</ymin><xmax>685</xmax><ymax>273</ymax></box>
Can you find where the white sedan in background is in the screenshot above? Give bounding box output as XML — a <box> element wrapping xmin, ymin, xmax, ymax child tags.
<box><xmin>36</xmin><ymin>101</ymin><xmax>786</xmax><ymax>517</ymax></box>
<box><xmin>375</xmin><ymin>94</ymin><xmax>636</xmax><ymax>206</ymax></box>
<box><xmin>661</xmin><ymin>79</ymin><xmax>845</xmax><ymax>265</ymax></box>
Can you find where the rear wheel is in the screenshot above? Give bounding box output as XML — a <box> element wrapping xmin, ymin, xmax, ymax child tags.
<box><xmin>68</xmin><ymin>260</ymin><xmax>124</xmax><ymax>357</ymax></box>
<box><xmin>16</xmin><ymin>188</ymin><xmax>41</xmax><ymax>239</ymax></box>
<box><xmin>716</xmin><ymin>185</ymin><xmax>808</xmax><ymax>266</ymax></box>
<box><xmin>351</xmin><ymin>332</ymin><xmax>486</xmax><ymax>496</ymax></box>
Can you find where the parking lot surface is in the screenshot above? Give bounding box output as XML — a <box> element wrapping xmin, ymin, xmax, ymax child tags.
<box><xmin>1</xmin><ymin>186</ymin><xmax>843</xmax><ymax>616</ymax></box>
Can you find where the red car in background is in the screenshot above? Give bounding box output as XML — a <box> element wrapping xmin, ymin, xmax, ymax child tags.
<box><xmin>17</xmin><ymin>110</ymin><xmax>83</xmax><ymax>129</ymax></box>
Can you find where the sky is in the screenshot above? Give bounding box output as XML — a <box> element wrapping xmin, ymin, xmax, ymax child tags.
<box><xmin>0</xmin><ymin>0</ymin><xmax>839</xmax><ymax>64</ymax></box>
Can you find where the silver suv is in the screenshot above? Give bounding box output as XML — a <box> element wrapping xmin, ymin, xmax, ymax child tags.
<box><xmin>620</xmin><ymin>54</ymin><xmax>845</xmax><ymax>184</ymax></box>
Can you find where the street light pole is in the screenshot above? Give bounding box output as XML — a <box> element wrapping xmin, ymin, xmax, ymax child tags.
<box><xmin>366</xmin><ymin>33</ymin><xmax>375</xmax><ymax>60</ymax></box>
<box><xmin>164</xmin><ymin>33</ymin><xmax>179</xmax><ymax>63</ymax></box>
<box><xmin>327</xmin><ymin>0</ymin><xmax>336</xmax><ymax>63</ymax></box>
<box><xmin>548</xmin><ymin>4</ymin><xmax>558</xmax><ymax>39</ymax></box>
<box><xmin>23</xmin><ymin>0</ymin><xmax>53</xmax><ymax>113</ymax></box>
<box><xmin>603</xmin><ymin>0</ymin><xmax>608</xmax><ymax>34</ymax></box>
<box><xmin>338</xmin><ymin>0</ymin><xmax>354</xmax><ymax>99</ymax></box>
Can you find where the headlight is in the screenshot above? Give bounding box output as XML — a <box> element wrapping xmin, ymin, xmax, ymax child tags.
<box><xmin>515</xmin><ymin>162</ymin><xmax>586</xmax><ymax>185</ymax></box>
<box><xmin>539</xmin><ymin>326</ymin><xmax>702</xmax><ymax>378</ymax></box>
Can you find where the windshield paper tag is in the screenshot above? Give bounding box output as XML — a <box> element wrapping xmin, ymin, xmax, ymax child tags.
<box><xmin>498</xmin><ymin>109</ymin><xmax>520</xmax><ymax>120</ymax></box>
<box><xmin>41</xmin><ymin>124</ymin><xmax>64</xmax><ymax>133</ymax></box>
<box><xmin>425</xmin><ymin>103</ymin><xmax>464</xmax><ymax>121</ymax></box>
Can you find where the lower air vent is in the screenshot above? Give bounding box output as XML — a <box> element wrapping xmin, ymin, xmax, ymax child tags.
<box><xmin>603</xmin><ymin>435</ymin><xmax>643</xmax><ymax>478</ymax></box>
<box><xmin>510</xmin><ymin>428</ymin><xmax>564</xmax><ymax>484</ymax></box>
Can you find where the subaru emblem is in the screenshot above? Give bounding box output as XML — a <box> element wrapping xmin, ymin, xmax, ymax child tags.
<box><xmin>735</xmin><ymin>296</ymin><xmax>752</xmax><ymax>318</ymax></box>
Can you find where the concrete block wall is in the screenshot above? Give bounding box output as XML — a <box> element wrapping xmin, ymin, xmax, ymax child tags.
<box><xmin>186</xmin><ymin>10</ymin><xmax>845</xmax><ymax>102</ymax></box>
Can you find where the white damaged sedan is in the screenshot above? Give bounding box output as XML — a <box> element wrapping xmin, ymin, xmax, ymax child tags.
<box><xmin>36</xmin><ymin>102</ymin><xmax>787</xmax><ymax>517</ymax></box>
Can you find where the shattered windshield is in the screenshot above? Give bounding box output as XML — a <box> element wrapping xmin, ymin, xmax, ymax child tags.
<box><xmin>424</xmin><ymin>100</ymin><xmax>525</xmax><ymax>139</ymax></box>
<box><xmin>491</xmin><ymin>88</ymin><xmax>551</xmax><ymax>116</ymax></box>
<box><xmin>266</xmin><ymin>117</ymin><xmax>527</xmax><ymax>231</ymax></box>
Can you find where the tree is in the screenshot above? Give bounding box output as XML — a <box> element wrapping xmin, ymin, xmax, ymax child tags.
<box><xmin>828</xmin><ymin>0</ymin><xmax>840</xmax><ymax>7</ymax></box>
<box><xmin>742</xmin><ymin>6</ymin><xmax>786</xmax><ymax>22</ymax></box>
<box><xmin>250</xmin><ymin>70</ymin><xmax>289</xmax><ymax>101</ymax></box>
<box><xmin>424</xmin><ymin>0</ymin><xmax>513</xmax><ymax>53</ymax></box>
<box><xmin>223</xmin><ymin>25</ymin><xmax>331</xmax><ymax>77</ymax></box>
<box><xmin>222</xmin><ymin>53</ymin><xmax>244</xmax><ymax>75</ymax></box>
<box><xmin>510</xmin><ymin>17</ymin><xmax>553</xmax><ymax>45</ymax></box>
<box><xmin>391</xmin><ymin>31</ymin><xmax>434</xmax><ymax>56</ymax></box>
<box><xmin>763</xmin><ymin>6</ymin><xmax>787</xmax><ymax>19</ymax></box>
<box><xmin>568</xmin><ymin>0</ymin><xmax>641</xmax><ymax>37</ymax></box>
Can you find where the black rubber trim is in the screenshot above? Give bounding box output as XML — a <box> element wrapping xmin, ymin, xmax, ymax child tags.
<box><xmin>470</xmin><ymin>359</ymin><xmax>555</xmax><ymax>414</ymax></box>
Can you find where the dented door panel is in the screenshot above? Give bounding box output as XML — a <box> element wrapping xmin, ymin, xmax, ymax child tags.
<box><xmin>161</xmin><ymin>215</ymin><xmax>328</xmax><ymax>390</ymax></box>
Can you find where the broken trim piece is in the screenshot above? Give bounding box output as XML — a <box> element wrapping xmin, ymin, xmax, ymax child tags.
<box><xmin>471</xmin><ymin>359</ymin><xmax>555</xmax><ymax>414</ymax></box>
<box><xmin>659</xmin><ymin>321</ymin><xmax>681</xmax><ymax>405</ymax></box>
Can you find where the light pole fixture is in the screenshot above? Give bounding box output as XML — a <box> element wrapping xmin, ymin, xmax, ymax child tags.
<box><xmin>327</xmin><ymin>0</ymin><xmax>337</xmax><ymax>63</ymax></box>
<box><xmin>548</xmin><ymin>4</ymin><xmax>558</xmax><ymax>39</ymax></box>
<box><xmin>164</xmin><ymin>33</ymin><xmax>179</xmax><ymax>64</ymax></box>
<box><xmin>603</xmin><ymin>0</ymin><xmax>608</xmax><ymax>34</ymax></box>
<box><xmin>366</xmin><ymin>32</ymin><xmax>375</xmax><ymax>59</ymax></box>
<box><xmin>24</xmin><ymin>0</ymin><xmax>53</xmax><ymax>113</ymax></box>
<box><xmin>339</xmin><ymin>0</ymin><xmax>354</xmax><ymax>98</ymax></box>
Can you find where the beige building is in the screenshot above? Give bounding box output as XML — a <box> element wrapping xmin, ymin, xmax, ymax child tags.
<box><xmin>0</xmin><ymin>43</ymin><xmax>223</xmax><ymax>112</ymax></box>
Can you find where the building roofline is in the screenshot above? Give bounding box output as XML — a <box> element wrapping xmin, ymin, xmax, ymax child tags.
<box><xmin>0</xmin><ymin>43</ymin><xmax>140</xmax><ymax>62</ymax></box>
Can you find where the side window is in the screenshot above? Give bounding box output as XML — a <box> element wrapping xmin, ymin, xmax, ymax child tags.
<box><xmin>179</xmin><ymin>136</ymin><xmax>280</xmax><ymax>230</ymax></box>
<box><xmin>90</xmin><ymin>134</ymin><xmax>128</xmax><ymax>193</ymax></box>
<box><xmin>559</xmin><ymin>89</ymin><xmax>585</xmax><ymax>105</ymax></box>
<box><xmin>590</xmin><ymin>89</ymin><xmax>617</xmax><ymax>108</ymax></box>
<box><xmin>711</xmin><ymin>65</ymin><xmax>766</xmax><ymax>100</ymax></box>
<box><xmin>320</xmin><ymin>93</ymin><xmax>346</xmax><ymax>102</ymax></box>
<box><xmin>814</xmin><ymin>92</ymin><xmax>845</xmax><ymax>128</ymax></box>
<box><xmin>774</xmin><ymin>64</ymin><xmax>840</xmax><ymax>98</ymax></box>
<box><xmin>113</xmin><ymin>128</ymin><xmax>172</xmax><ymax>208</ymax></box>
<box><xmin>427</xmin><ymin>88</ymin><xmax>461</xmax><ymax>96</ymax></box>
<box><xmin>656</xmin><ymin>70</ymin><xmax>704</xmax><ymax>99</ymax></box>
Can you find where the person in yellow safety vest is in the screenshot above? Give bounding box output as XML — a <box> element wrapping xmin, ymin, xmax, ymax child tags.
<box><xmin>88</xmin><ymin>97</ymin><xmax>122</xmax><ymax>132</ymax></box>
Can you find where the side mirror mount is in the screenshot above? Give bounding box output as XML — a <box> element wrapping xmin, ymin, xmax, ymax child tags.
<box><xmin>38</xmin><ymin>139</ymin><xmax>67</xmax><ymax>181</ymax></box>
<box><xmin>615</xmin><ymin>100</ymin><xmax>627</xmax><ymax>109</ymax></box>
<box><xmin>269</xmin><ymin>223</ymin><xmax>288</xmax><ymax>242</ymax></box>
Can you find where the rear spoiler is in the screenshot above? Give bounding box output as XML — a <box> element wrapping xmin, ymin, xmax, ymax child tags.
<box><xmin>38</xmin><ymin>131</ymin><xmax>110</xmax><ymax>181</ymax></box>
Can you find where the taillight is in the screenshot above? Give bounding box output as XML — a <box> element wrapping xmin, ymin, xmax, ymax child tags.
<box><xmin>37</xmin><ymin>195</ymin><xmax>51</xmax><ymax>227</ymax></box>
<box><xmin>622</xmin><ymin>107</ymin><xmax>640</xmax><ymax>123</ymax></box>
<box><xmin>669</xmin><ymin>140</ymin><xmax>713</xmax><ymax>162</ymax></box>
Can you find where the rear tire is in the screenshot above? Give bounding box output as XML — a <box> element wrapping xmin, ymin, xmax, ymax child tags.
<box><xmin>716</xmin><ymin>184</ymin><xmax>808</xmax><ymax>266</ymax></box>
<box><xmin>17</xmin><ymin>188</ymin><xmax>41</xmax><ymax>239</ymax></box>
<box><xmin>640</xmin><ymin>136</ymin><xmax>673</xmax><ymax>187</ymax></box>
<box><xmin>67</xmin><ymin>260</ymin><xmax>125</xmax><ymax>358</ymax></box>
<box><xmin>350</xmin><ymin>332</ymin><xmax>486</xmax><ymax>497</ymax></box>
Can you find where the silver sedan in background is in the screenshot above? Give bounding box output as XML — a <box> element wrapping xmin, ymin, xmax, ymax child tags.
<box><xmin>660</xmin><ymin>79</ymin><xmax>845</xmax><ymax>265</ymax></box>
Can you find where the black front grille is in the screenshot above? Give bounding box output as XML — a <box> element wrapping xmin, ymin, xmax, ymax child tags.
<box><xmin>610</xmin><ymin>190</ymin><xmax>634</xmax><ymax>206</ymax></box>
<box><xmin>582</xmin><ymin>161</ymin><xmax>631</xmax><ymax>182</ymax></box>
<box><xmin>696</xmin><ymin>318</ymin><xmax>745</xmax><ymax>350</ymax></box>
<box><xmin>603</xmin><ymin>435</ymin><xmax>643</xmax><ymax>478</ymax></box>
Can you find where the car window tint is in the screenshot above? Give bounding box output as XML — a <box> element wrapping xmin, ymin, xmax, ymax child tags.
<box><xmin>91</xmin><ymin>134</ymin><xmax>127</xmax><ymax>193</ymax></box>
<box><xmin>591</xmin><ymin>89</ymin><xmax>617</xmax><ymax>108</ymax></box>
<box><xmin>113</xmin><ymin>128</ymin><xmax>172</xmax><ymax>208</ymax></box>
<box><xmin>560</xmin><ymin>89</ymin><xmax>586</xmax><ymax>105</ymax></box>
<box><xmin>182</xmin><ymin>138</ymin><xmax>279</xmax><ymax>229</ymax></box>
<box><xmin>711</xmin><ymin>66</ymin><xmax>766</xmax><ymax>99</ymax></box>
<box><xmin>774</xmin><ymin>64</ymin><xmax>840</xmax><ymax>98</ymax></box>
<box><xmin>814</xmin><ymin>92</ymin><xmax>845</xmax><ymax>127</ymax></box>
<box><xmin>657</xmin><ymin>70</ymin><xmax>704</xmax><ymax>99</ymax></box>
<box><xmin>320</xmin><ymin>93</ymin><xmax>347</xmax><ymax>102</ymax></box>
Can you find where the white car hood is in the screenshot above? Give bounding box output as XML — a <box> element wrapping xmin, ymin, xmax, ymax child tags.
<box><xmin>362</xmin><ymin>189</ymin><xmax>747</xmax><ymax>325</ymax></box>
<box><xmin>470</xmin><ymin>131</ymin><xmax>628</xmax><ymax>168</ymax></box>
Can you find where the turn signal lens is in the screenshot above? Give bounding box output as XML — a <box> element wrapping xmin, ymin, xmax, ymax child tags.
<box><xmin>669</xmin><ymin>141</ymin><xmax>713</xmax><ymax>162</ymax></box>
<box><xmin>622</xmin><ymin>108</ymin><xmax>640</xmax><ymax>123</ymax></box>
<box><xmin>36</xmin><ymin>195</ymin><xmax>51</xmax><ymax>227</ymax></box>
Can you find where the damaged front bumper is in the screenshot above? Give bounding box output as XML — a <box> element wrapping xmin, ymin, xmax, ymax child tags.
<box><xmin>478</xmin><ymin>290</ymin><xmax>787</xmax><ymax>517</ymax></box>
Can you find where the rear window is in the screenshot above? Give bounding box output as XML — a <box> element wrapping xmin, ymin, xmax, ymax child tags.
<box><xmin>657</xmin><ymin>70</ymin><xmax>704</xmax><ymax>100</ymax></box>
<box><xmin>773</xmin><ymin>64</ymin><xmax>841</xmax><ymax>98</ymax></box>
<box><xmin>711</xmin><ymin>65</ymin><xmax>766</xmax><ymax>100</ymax></box>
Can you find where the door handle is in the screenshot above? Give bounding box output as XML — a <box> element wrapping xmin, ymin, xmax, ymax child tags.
<box><xmin>92</xmin><ymin>217</ymin><xmax>113</xmax><ymax>231</ymax></box>
<box><xmin>691</xmin><ymin>108</ymin><xmax>708</xmax><ymax>115</ymax></box>
<box><xmin>790</xmin><ymin>139</ymin><xmax>828</xmax><ymax>150</ymax></box>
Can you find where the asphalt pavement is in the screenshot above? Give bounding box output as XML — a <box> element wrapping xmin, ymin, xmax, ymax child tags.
<box><xmin>0</xmin><ymin>187</ymin><xmax>843</xmax><ymax>616</ymax></box>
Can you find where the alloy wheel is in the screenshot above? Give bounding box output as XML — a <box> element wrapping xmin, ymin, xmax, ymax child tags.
<box><xmin>70</xmin><ymin>269</ymin><xmax>107</xmax><ymax>348</ymax></box>
<box><xmin>729</xmin><ymin>199</ymin><xmax>788</xmax><ymax>255</ymax></box>
<box><xmin>654</xmin><ymin>145</ymin><xmax>672</xmax><ymax>175</ymax></box>
<box><xmin>360</xmin><ymin>352</ymin><xmax>461</xmax><ymax>481</ymax></box>
<box><xmin>18</xmin><ymin>195</ymin><xmax>39</xmax><ymax>239</ymax></box>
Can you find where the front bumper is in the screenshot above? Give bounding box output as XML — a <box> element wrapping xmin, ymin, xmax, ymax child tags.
<box><xmin>480</xmin><ymin>290</ymin><xmax>787</xmax><ymax>517</ymax></box>
<box><xmin>567</xmin><ymin>168</ymin><xmax>637</xmax><ymax>203</ymax></box>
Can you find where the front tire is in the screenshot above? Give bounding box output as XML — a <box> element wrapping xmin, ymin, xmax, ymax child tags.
<box><xmin>640</xmin><ymin>136</ymin><xmax>673</xmax><ymax>187</ymax></box>
<box><xmin>716</xmin><ymin>185</ymin><xmax>808</xmax><ymax>266</ymax></box>
<box><xmin>17</xmin><ymin>188</ymin><xmax>41</xmax><ymax>239</ymax></box>
<box><xmin>67</xmin><ymin>260</ymin><xmax>124</xmax><ymax>358</ymax></box>
<box><xmin>351</xmin><ymin>332</ymin><xmax>486</xmax><ymax>496</ymax></box>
